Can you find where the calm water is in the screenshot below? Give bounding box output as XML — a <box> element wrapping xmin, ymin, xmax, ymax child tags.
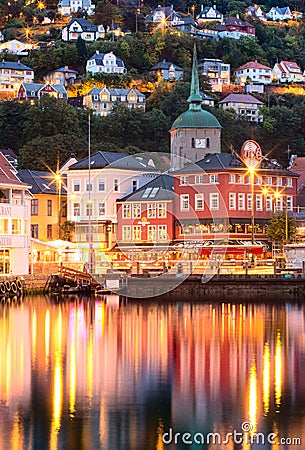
<box><xmin>0</xmin><ymin>294</ymin><xmax>304</xmax><ymax>450</ymax></box>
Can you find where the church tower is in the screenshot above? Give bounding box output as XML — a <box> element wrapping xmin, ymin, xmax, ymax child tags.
<box><xmin>170</xmin><ymin>45</ymin><xmax>222</xmax><ymax>170</ymax></box>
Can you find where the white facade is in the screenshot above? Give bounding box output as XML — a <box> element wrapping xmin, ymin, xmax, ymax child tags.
<box><xmin>58</xmin><ymin>0</ymin><xmax>95</xmax><ymax>15</ymax></box>
<box><xmin>219</xmin><ymin>94</ymin><xmax>264</xmax><ymax>122</ymax></box>
<box><xmin>272</xmin><ymin>61</ymin><xmax>303</xmax><ymax>83</ymax></box>
<box><xmin>64</xmin><ymin>153</ymin><xmax>159</xmax><ymax>262</ymax></box>
<box><xmin>61</xmin><ymin>19</ymin><xmax>101</xmax><ymax>42</ymax></box>
<box><xmin>266</xmin><ymin>6</ymin><xmax>292</xmax><ymax>21</ymax></box>
<box><xmin>0</xmin><ymin>40</ymin><xmax>35</xmax><ymax>56</ymax></box>
<box><xmin>198</xmin><ymin>59</ymin><xmax>230</xmax><ymax>92</ymax></box>
<box><xmin>86</xmin><ymin>51</ymin><xmax>127</xmax><ymax>75</ymax></box>
<box><xmin>0</xmin><ymin>61</ymin><xmax>34</xmax><ymax>97</ymax></box>
<box><xmin>234</xmin><ymin>62</ymin><xmax>272</xmax><ymax>85</ymax></box>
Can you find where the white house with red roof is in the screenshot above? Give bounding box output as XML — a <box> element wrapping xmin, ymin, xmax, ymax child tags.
<box><xmin>219</xmin><ymin>93</ymin><xmax>264</xmax><ymax>122</ymax></box>
<box><xmin>272</xmin><ymin>61</ymin><xmax>303</xmax><ymax>83</ymax></box>
<box><xmin>0</xmin><ymin>152</ymin><xmax>31</xmax><ymax>275</ymax></box>
<box><xmin>234</xmin><ymin>61</ymin><xmax>272</xmax><ymax>85</ymax></box>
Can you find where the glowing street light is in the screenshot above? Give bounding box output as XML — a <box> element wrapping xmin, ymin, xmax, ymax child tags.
<box><xmin>54</xmin><ymin>172</ymin><xmax>62</xmax><ymax>239</ymax></box>
<box><xmin>241</xmin><ymin>140</ymin><xmax>263</xmax><ymax>245</ymax></box>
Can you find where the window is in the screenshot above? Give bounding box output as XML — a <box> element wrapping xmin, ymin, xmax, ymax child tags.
<box><xmin>73</xmin><ymin>180</ymin><xmax>80</xmax><ymax>192</ymax></box>
<box><xmin>133</xmin><ymin>225</ymin><xmax>141</xmax><ymax>241</ymax></box>
<box><xmin>238</xmin><ymin>193</ymin><xmax>245</xmax><ymax>210</ymax></box>
<box><xmin>256</xmin><ymin>194</ymin><xmax>263</xmax><ymax>211</ymax></box>
<box><xmin>210</xmin><ymin>193</ymin><xmax>219</xmax><ymax>210</ymax></box>
<box><xmin>206</xmin><ymin>137</ymin><xmax>210</xmax><ymax>148</ymax></box>
<box><xmin>210</xmin><ymin>174</ymin><xmax>218</xmax><ymax>184</ymax></box>
<box><xmin>31</xmin><ymin>199</ymin><xmax>38</xmax><ymax>215</ymax></box>
<box><xmin>132</xmin><ymin>180</ymin><xmax>138</xmax><ymax>192</ymax></box>
<box><xmin>256</xmin><ymin>176</ymin><xmax>262</xmax><ymax>185</ymax></box>
<box><xmin>86</xmin><ymin>179</ymin><xmax>93</xmax><ymax>192</ymax></box>
<box><xmin>180</xmin><ymin>194</ymin><xmax>189</xmax><ymax>211</ymax></box>
<box><xmin>47</xmin><ymin>199</ymin><xmax>52</xmax><ymax>216</ymax></box>
<box><xmin>247</xmin><ymin>194</ymin><xmax>252</xmax><ymax>211</ymax></box>
<box><xmin>86</xmin><ymin>203</ymin><xmax>92</xmax><ymax>216</ymax></box>
<box><xmin>73</xmin><ymin>203</ymin><xmax>80</xmax><ymax>216</ymax></box>
<box><xmin>195</xmin><ymin>175</ymin><xmax>203</xmax><ymax>184</ymax></box>
<box><xmin>265</xmin><ymin>176</ymin><xmax>272</xmax><ymax>186</ymax></box>
<box><xmin>191</xmin><ymin>138</ymin><xmax>195</xmax><ymax>148</ymax></box>
<box><xmin>114</xmin><ymin>179</ymin><xmax>119</xmax><ymax>192</ymax></box>
<box><xmin>237</xmin><ymin>175</ymin><xmax>244</xmax><ymax>184</ymax></box>
<box><xmin>158</xmin><ymin>225</ymin><xmax>167</xmax><ymax>240</ymax></box>
<box><xmin>158</xmin><ymin>203</ymin><xmax>166</xmax><ymax>218</ymax></box>
<box><xmin>286</xmin><ymin>196</ymin><xmax>293</xmax><ymax>211</ymax></box>
<box><xmin>195</xmin><ymin>194</ymin><xmax>204</xmax><ymax>210</ymax></box>
<box><xmin>99</xmin><ymin>203</ymin><xmax>105</xmax><ymax>216</ymax></box>
<box><xmin>122</xmin><ymin>204</ymin><xmax>131</xmax><ymax>219</ymax></box>
<box><xmin>31</xmin><ymin>224</ymin><xmax>38</xmax><ymax>238</ymax></box>
<box><xmin>266</xmin><ymin>195</ymin><xmax>273</xmax><ymax>212</ymax></box>
<box><xmin>286</xmin><ymin>178</ymin><xmax>293</xmax><ymax>187</ymax></box>
<box><xmin>229</xmin><ymin>174</ymin><xmax>235</xmax><ymax>184</ymax></box>
<box><xmin>229</xmin><ymin>193</ymin><xmax>236</xmax><ymax>210</ymax></box>
<box><xmin>180</xmin><ymin>176</ymin><xmax>189</xmax><ymax>185</ymax></box>
<box><xmin>147</xmin><ymin>203</ymin><xmax>156</xmax><ymax>218</ymax></box>
<box><xmin>98</xmin><ymin>179</ymin><xmax>106</xmax><ymax>191</ymax></box>
<box><xmin>275</xmin><ymin>196</ymin><xmax>282</xmax><ymax>211</ymax></box>
<box><xmin>122</xmin><ymin>226</ymin><xmax>131</xmax><ymax>241</ymax></box>
<box><xmin>132</xmin><ymin>203</ymin><xmax>141</xmax><ymax>218</ymax></box>
<box><xmin>276</xmin><ymin>177</ymin><xmax>282</xmax><ymax>187</ymax></box>
<box><xmin>147</xmin><ymin>225</ymin><xmax>156</xmax><ymax>241</ymax></box>
<box><xmin>47</xmin><ymin>224</ymin><xmax>52</xmax><ymax>240</ymax></box>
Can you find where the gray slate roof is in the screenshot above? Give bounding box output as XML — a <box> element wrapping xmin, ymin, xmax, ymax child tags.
<box><xmin>49</xmin><ymin>66</ymin><xmax>78</xmax><ymax>74</ymax></box>
<box><xmin>21</xmin><ymin>82</ymin><xmax>67</xmax><ymax>98</ymax></box>
<box><xmin>88</xmin><ymin>87</ymin><xmax>145</xmax><ymax>101</ymax></box>
<box><xmin>150</xmin><ymin>61</ymin><xmax>183</xmax><ymax>71</ymax></box>
<box><xmin>18</xmin><ymin>169</ymin><xmax>66</xmax><ymax>195</ymax></box>
<box><xmin>145</xmin><ymin>5</ymin><xmax>180</xmax><ymax>22</ymax></box>
<box><xmin>68</xmin><ymin>151</ymin><xmax>158</xmax><ymax>172</ymax></box>
<box><xmin>173</xmin><ymin>152</ymin><xmax>299</xmax><ymax>175</ymax></box>
<box><xmin>66</xmin><ymin>18</ymin><xmax>97</xmax><ymax>31</ymax></box>
<box><xmin>0</xmin><ymin>60</ymin><xmax>33</xmax><ymax>71</ymax></box>
<box><xmin>118</xmin><ymin>173</ymin><xmax>174</xmax><ymax>202</ymax></box>
<box><xmin>88</xmin><ymin>51</ymin><xmax>124</xmax><ymax>68</ymax></box>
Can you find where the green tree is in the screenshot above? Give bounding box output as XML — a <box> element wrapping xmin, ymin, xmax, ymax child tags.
<box><xmin>266</xmin><ymin>211</ymin><xmax>297</xmax><ymax>255</ymax></box>
<box><xmin>18</xmin><ymin>134</ymin><xmax>88</xmax><ymax>170</ymax></box>
<box><xmin>60</xmin><ymin>220</ymin><xmax>75</xmax><ymax>242</ymax></box>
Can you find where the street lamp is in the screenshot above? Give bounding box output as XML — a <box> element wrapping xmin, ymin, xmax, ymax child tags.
<box><xmin>54</xmin><ymin>173</ymin><xmax>62</xmax><ymax>239</ymax></box>
<box><xmin>248</xmin><ymin>165</ymin><xmax>256</xmax><ymax>245</ymax></box>
<box><xmin>274</xmin><ymin>191</ymin><xmax>289</xmax><ymax>244</ymax></box>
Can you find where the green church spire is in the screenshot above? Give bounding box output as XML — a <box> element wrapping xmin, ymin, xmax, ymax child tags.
<box><xmin>187</xmin><ymin>44</ymin><xmax>202</xmax><ymax>111</ymax></box>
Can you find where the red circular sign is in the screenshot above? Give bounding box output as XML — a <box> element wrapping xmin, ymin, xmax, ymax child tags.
<box><xmin>241</xmin><ymin>140</ymin><xmax>262</xmax><ymax>167</ymax></box>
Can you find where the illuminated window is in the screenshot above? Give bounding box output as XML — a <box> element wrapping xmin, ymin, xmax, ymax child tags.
<box><xmin>229</xmin><ymin>193</ymin><xmax>236</xmax><ymax>210</ymax></box>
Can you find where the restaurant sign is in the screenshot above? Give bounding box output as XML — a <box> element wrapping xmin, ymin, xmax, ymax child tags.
<box><xmin>241</xmin><ymin>140</ymin><xmax>263</xmax><ymax>168</ymax></box>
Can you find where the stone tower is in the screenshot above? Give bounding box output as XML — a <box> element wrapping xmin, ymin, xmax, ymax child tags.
<box><xmin>170</xmin><ymin>45</ymin><xmax>222</xmax><ymax>170</ymax></box>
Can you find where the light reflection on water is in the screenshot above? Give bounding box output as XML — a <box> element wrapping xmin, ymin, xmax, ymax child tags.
<box><xmin>0</xmin><ymin>295</ymin><xmax>304</xmax><ymax>450</ymax></box>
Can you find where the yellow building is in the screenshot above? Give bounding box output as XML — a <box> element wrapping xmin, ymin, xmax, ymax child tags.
<box><xmin>18</xmin><ymin>170</ymin><xmax>67</xmax><ymax>241</ymax></box>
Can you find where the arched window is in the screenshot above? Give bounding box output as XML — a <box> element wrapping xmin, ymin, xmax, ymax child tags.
<box><xmin>191</xmin><ymin>138</ymin><xmax>195</xmax><ymax>148</ymax></box>
<box><xmin>206</xmin><ymin>137</ymin><xmax>210</xmax><ymax>148</ymax></box>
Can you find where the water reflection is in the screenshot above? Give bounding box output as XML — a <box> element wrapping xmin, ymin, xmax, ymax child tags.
<box><xmin>0</xmin><ymin>296</ymin><xmax>304</xmax><ymax>449</ymax></box>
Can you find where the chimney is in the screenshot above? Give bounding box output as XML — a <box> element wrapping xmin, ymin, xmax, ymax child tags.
<box><xmin>236</xmin><ymin>13</ymin><xmax>239</xmax><ymax>19</ymax></box>
<box><xmin>201</xmin><ymin>5</ymin><xmax>203</xmax><ymax>11</ymax></box>
<box><xmin>213</xmin><ymin>4</ymin><xmax>216</xmax><ymax>9</ymax></box>
<box><xmin>96</xmin><ymin>50</ymin><xmax>99</xmax><ymax>54</ymax></box>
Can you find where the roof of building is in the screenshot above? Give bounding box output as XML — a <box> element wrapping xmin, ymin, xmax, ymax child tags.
<box><xmin>275</xmin><ymin>61</ymin><xmax>302</xmax><ymax>73</ymax></box>
<box><xmin>171</xmin><ymin>44</ymin><xmax>221</xmax><ymax>130</ymax></box>
<box><xmin>145</xmin><ymin>5</ymin><xmax>180</xmax><ymax>22</ymax></box>
<box><xmin>200</xmin><ymin>91</ymin><xmax>215</xmax><ymax>101</ymax></box>
<box><xmin>150</xmin><ymin>60</ymin><xmax>183</xmax><ymax>71</ymax></box>
<box><xmin>87</xmin><ymin>87</ymin><xmax>145</xmax><ymax>98</ymax></box>
<box><xmin>68</xmin><ymin>151</ymin><xmax>158</xmax><ymax>172</ymax></box>
<box><xmin>197</xmin><ymin>6</ymin><xmax>222</xmax><ymax>17</ymax></box>
<box><xmin>87</xmin><ymin>51</ymin><xmax>125</xmax><ymax>67</ymax></box>
<box><xmin>49</xmin><ymin>66</ymin><xmax>78</xmax><ymax>74</ymax></box>
<box><xmin>18</xmin><ymin>169</ymin><xmax>66</xmax><ymax>194</ymax></box>
<box><xmin>118</xmin><ymin>173</ymin><xmax>174</xmax><ymax>202</ymax></box>
<box><xmin>0</xmin><ymin>153</ymin><xmax>29</xmax><ymax>187</ymax></box>
<box><xmin>223</xmin><ymin>16</ymin><xmax>253</xmax><ymax>27</ymax></box>
<box><xmin>219</xmin><ymin>93</ymin><xmax>264</xmax><ymax>105</ymax></box>
<box><xmin>66</xmin><ymin>17</ymin><xmax>97</xmax><ymax>31</ymax></box>
<box><xmin>0</xmin><ymin>60</ymin><xmax>33</xmax><ymax>71</ymax></box>
<box><xmin>235</xmin><ymin>61</ymin><xmax>272</xmax><ymax>71</ymax></box>
<box><xmin>20</xmin><ymin>82</ymin><xmax>67</xmax><ymax>97</ymax></box>
<box><xmin>173</xmin><ymin>152</ymin><xmax>300</xmax><ymax>175</ymax></box>
<box><xmin>268</xmin><ymin>6</ymin><xmax>291</xmax><ymax>14</ymax></box>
